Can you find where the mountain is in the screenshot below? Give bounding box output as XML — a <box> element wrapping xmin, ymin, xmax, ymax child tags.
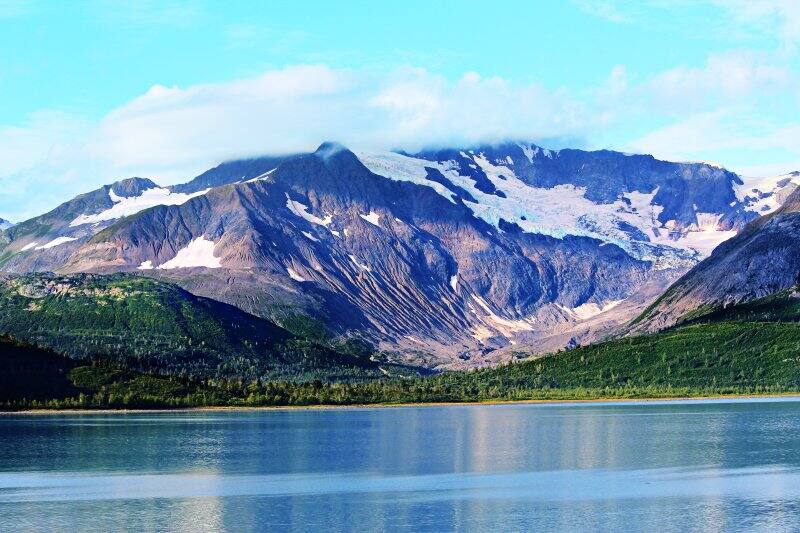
<box><xmin>0</xmin><ymin>272</ymin><xmax>383</xmax><ymax>381</ymax></box>
<box><xmin>0</xmin><ymin>218</ymin><xmax>12</xmax><ymax>231</ymax></box>
<box><xmin>171</xmin><ymin>154</ymin><xmax>297</xmax><ymax>194</ymax></box>
<box><xmin>0</xmin><ymin>177</ymin><xmax>208</xmax><ymax>273</ymax></box>
<box><xmin>632</xmin><ymin>183</ymin><xmax>800</xmax><ymax>332</ymax></box>
<box><xmin>0</xmin><ymin>141</ymin><xmax>773</xmax><ymax>367</ymax></box>
<box><xmin>735</xmin><ymin>170</ymin><xmax>800</xmax><ymax>215</ymax></box>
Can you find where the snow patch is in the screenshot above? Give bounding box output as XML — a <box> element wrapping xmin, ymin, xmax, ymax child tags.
<box><xmin>450</xmin><ymin>274</ymin><xmax>458</xmax><ymax>291</ymax></box>
<box><xmin>35</xmin><ymin>237</ymin><xmax>78</xmax><ymax>250</ymax></box>
<box><xmin>70</xmin><ymin>187</ymin><xmax>209</xmax><ymax>227</ymax></box>
<box><xmin>355</xmin><ymin>152</ymin><xmax>457</xmax><ymax>203</ymax></box>
<box><xmin>137</xmin><ymin>260</ymin><xmax>154</xmax><ymax>270</ymax></box>
<box><xmin>735</xmin><ymin>172</ymin><xmax>800</xmax><ymax>215</ymax></box>
<box><xmin>568</xmin><ymin>299</ymin><xmax>624</xmax><ymax>321</ymax></box>
<box><xmin>359</xmin><ymin>211</ymin><xmax>381</xmax><ymax>227</ymax></box>
<box><xmin>157</xmin><ymin>237</ymin><xmax>221</xmax><ymax>269</ymax></box>
<box><xmin>348</xmin><ymin>254</ymin><xmax>371</xmax><ymax>272</ymax></box>
<box><xmin>301</xmin><ymin>231</ymin><xmax>319</xmax><ymax>242</ymax></box>
<box><xmin>287</xmin><ymin>267</ymin><xmax>306</xmax><ymax>282</ymax></box>
<box><xmin>245</xmin><ymin>169</ymin><xmax>276</xmax><ymax>182</ymax></box>
<box><xmin>472</xmin><ymin>295</ymin><xmax>537</xmax><ymax>336</ymax></box>
<box><xmin>285</xmin><ymin>194</ymin><xmax>333</xmax><ymax>226</ymax></box>
<box><xmin>518</xmin><ymin>143</ymin><xmax>535</xmax><ymax>163</ymax></box>
<box><xmin>20</xmin><ymin>242</ymin><xmax>39</xmax><ymax>251</ymax></box>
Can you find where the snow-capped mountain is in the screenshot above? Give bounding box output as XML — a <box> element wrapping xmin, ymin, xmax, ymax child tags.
<box><xmin>358</xmin><ymin>143</ymin><xmax>750</xmax><ymax>266</ymax></box>
<box><xmin>735</xmin><ymin>170</ymin><xmax>800</xmax><ymax>215</ymax></box>
<box><xmin>633</xmin><ymin>183</ymin><xmax>800</xmax><ymax>333</ymax></box>
<box><xmin>0</xmin><ymin>142</ymin><xmax>780</xmax><ymax>367</ymax></box>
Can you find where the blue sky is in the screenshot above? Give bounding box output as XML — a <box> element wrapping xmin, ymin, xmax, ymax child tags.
<box><xmin>1</xmin><ymin>0</ymin><xmax>799</xmax><ymax>219</ymax></box>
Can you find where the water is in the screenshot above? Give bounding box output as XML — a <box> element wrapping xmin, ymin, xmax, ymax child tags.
<box><xmin>2</xmin><ymin>398</ymin><xmax>800</xmax><ymax>532</ymax></box>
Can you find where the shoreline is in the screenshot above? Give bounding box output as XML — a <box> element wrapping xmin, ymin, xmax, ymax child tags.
<box><xmin>4</xmin><ymin>392</ymin><xmax>800</xmax><ymax>415</ymax></box>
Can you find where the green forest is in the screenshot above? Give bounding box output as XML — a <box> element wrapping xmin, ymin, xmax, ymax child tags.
<box><xmin>3</xmin><ymin>295</ymin><xmax>800</xmax><ymax>410</ymax></box>
<box><xmin>3</xmin><ymin>273</ymin><xmax>800</xmax><ymax>410</ymax></box>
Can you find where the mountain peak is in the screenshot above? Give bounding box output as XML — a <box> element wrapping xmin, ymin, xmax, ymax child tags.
<box><xmin>314</xmin><ymin>141</ymin><xmax>349</xmax><ymax>160</ymax></box>
<box><xmin>110</xmin><ymin>177</ymin><xmax>159</xmax><ymax>198</ymax></box>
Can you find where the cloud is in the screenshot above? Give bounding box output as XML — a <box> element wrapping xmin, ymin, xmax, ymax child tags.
<box><xmin>0</xmin><ymin>64</ymin><xmax>605</xmax><ymax>219</ymax></box>
<box><xmin>627</xmin><ymin>110</ymin><xmax>800</xmax><ymax>174</ymax></box>
<box><xmin>711</xmin><ymin>0</ymin><xmax>800</xmax><ymax>50</ymax></box>
<box><xmin>1</xmin><ymin>47</ymin><xmax>799</xmax><ymax>220</ymax></box>
<box><xmin>640</xmin><ymin>50</ymin><xmax>792</xmax><ymax>114</ymax></box>
<box><xmin>74</xmin><ymin>64</ymin><xmax>607</xmax><ymax>182</ymax></box>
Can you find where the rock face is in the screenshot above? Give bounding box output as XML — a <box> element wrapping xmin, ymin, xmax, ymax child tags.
<box><xmin>633</xmin><ymin>186</ymin><xmax>800</xmax><ymax>333</ymax></box>
<box><xmin>0</xmin><ymin>141</ymin><xmax>775</xmax><ymax>367</ymax></box>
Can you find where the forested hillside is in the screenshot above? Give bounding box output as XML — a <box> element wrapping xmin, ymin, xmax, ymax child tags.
<box><xmin>4</xmin><ymin>288</ymin><xmax>800</xmax><ymax>410</ymax></box>
<box><xmin>0</xmin><ymin>273</ymin><xmax>386</xmax><ymax>382</ymax></box>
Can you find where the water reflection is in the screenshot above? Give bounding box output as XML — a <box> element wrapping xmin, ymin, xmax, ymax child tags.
<box><xmin>1</xmin><ymin>399</ymin><xmax>800</xmax><ymax>531</ymax></box>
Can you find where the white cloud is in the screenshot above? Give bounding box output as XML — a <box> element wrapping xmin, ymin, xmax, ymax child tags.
<box><xmin>627</xmin><ymin>110</ymin><xmax>800</xmax><ymax>174</ymax></box>
<box><xmin>1</xmin><ymin>45</ymin><xmax>799</xmax><ymax>221</ymax></box>
<box><xmin>1</xmin><ymin>64</ymin><xmax>605</xmax><ymax>220</ymax></box>
<box><xmin>642</xmin><ymin>51</ymin><xmax>791</xmax><ymax>113</ymax></box>
<box><xmin>711</xmin><ymin>0</ymin><xmax>800</xmax><ymax>50</ymax></box>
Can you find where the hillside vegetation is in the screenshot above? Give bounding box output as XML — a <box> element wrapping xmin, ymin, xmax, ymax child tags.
<box><xmin>0</xmin><ymin>273</ymin><xmax>385</xmax><ymax>382</ymax></box>
<box><xmin>4</xmin><ymin>288</ymin><xmax>800</xmax><ymax>409</ymax></box>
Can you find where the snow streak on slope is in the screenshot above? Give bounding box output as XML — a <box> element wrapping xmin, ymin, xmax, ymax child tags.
<box><xmin>285</xmin><ymin>194</ymin><xmax>333</xmax><ymax>227</ymax></box>
<box><xmin>34</xmin><ymin>237</ymin><xmax>78</xmax><ymax>250</ymax></box>
<box><xmin>357</xmin><ymin>150</ymin><xmax>737</xmax><ymax>266</ymax></box>
<box><xmin>359</xmin><ymin>211</ymin><xmax>381</xmax><ymax>227</ymax></box>
<box><xmin>157</xmin><ymin>237</ymin><xmax>221</xmax><ymax>269</ymax></box>
<box><xmin>70</xmin><ymin>187</ymin><xmax>210</xmax><ymax>227</ymax></box>
<box><xmin>287</xmin><ymin>267</ymin><xmax>306</xmax><ymax>282</ymax></box>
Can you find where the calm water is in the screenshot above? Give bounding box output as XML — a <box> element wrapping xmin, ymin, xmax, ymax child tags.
<box><xmin>2</xmin><ymin>399</ymin><xmax>800</xmax><ymax>532</ymax></box>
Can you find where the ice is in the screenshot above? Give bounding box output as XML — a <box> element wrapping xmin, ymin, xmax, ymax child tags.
<box><xmin>157</xmin><ymin>237</ymin><xmax>221</xmax><ymax>269</ymax></box>
<box><xmin>35</xmin><ymin>237</ymin><xmax>78</xmax><ymax>250</ymax></box>
<box><xmin>285</xmin><ymin>194</ymin><xmax>333</xmax><ymax>226</ymax></box>
<box><xmin>301</xmin><ymin>231</ymin><xmax>319</xmax><ymax>242</ymax></box>
<box><xmin>359</xmin><ymin>148</ymin><xmax>737</xmax><ymax>263</ymax></box>
<box><xmin>359</xmin><ymin>211</ymin><xmax>381</xmax><ymax>227</ymax></box>
<box><xmin>71</xmin><ymin>187</ymin><xmax>209</xmax><ymax>227</ymax></box>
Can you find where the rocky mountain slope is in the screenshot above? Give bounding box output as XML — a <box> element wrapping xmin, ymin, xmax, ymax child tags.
<box><xmin>0</xmin><ymin>141</ymin><xmax>781</xmax><ymax>367</ymax></box>
<box><xmin>632</xmin><ymin>183</ymin><xmax>800</xmax><ymax>332</ymax></box>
